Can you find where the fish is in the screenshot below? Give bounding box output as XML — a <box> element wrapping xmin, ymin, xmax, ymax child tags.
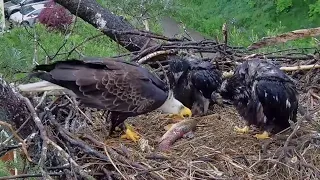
<box><xmin>158</xmin><ymin>118</ymin><xmax>197</xmax><ymax>151</ymax></box>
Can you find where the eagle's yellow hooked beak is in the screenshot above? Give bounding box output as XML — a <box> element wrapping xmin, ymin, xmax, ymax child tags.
<box><xmin>165</xmin><ymin>106</ymin><xmax>192</xmax><ymax>130</ymax></box>
<box><xmin>179</xmin><ymin>106</ymin><xmax>192</xmax><ymax>118</ymax></box>
<box><xmin>167</xmin><ymin>106</ymin><xmax>192</xmax><ymax>121</ymax></box>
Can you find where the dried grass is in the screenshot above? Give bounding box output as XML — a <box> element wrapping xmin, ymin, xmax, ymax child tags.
<box><xmin>67</xmin><ymin>99</ymin><xmax>319</xmax><ymax>180</ymax></box>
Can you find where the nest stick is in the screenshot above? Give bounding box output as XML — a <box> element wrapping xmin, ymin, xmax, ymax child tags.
<box><xmin>50</xmin><ymin>117</ymin><xmax>110</xmax><ymax>162</ymax></box>
<box><xmin>63</xmin><ymin>93</ymin><xmax>96</xmax><ymax>126</ymax></box>
<box><xmin>22</xmin><ymin>96</ymin><xmax>51</xmax><ymax>179</ymax></box>
<box><xmin>103</xmin><ymin>146</ymin><xmax>128</xmax><ymax>180</ymax></box>
<box><xmin>222</xmin><ymin>23</ymin><xmax>228</xmax><ymax>51</ymax></box>
<box><xmin>283</xmin><ymin>116</ymin><xmax>304</xmax><ymax>148</ymax></box>
<box><xmin>2</xmin><ymin>117</ymin><xmax>32</xmax><ymax>145</ymax></box>
<box><xmin>0</xmin><ymin>172</ymin><xmax>64</xmax><ymax>180</ymax></box>
<box><xmin>156</xmin><ymin>61</ymin><xmax>171</xmax><ymax>90</ymax></box>
<box><xmin>0</xmin><ymin>121</ymin><xmax>32</xmax><ymax>162</ymax></box>
<box><xmin>48</xmin><ymin>140</ymin><xmax>95</xmax><ymax>179</ymax></box>
<box><xmin>137</xmin><ymin>49</ymin><xmax>178</xmax><ymax>64</ymax></box>
<box><xmin>223</xmin><ymin>64</ymin><xmax>320</xmax><ymax>78</ymax></box>
<box><xmin>35</xmin><ymin>91</ymin><xmax>47</xmax><ymax>110</ymax></box>
<box><xmin>280</xmin><ymin>64</ymin><xmax>320</xmax><ymax>71</ymax></box>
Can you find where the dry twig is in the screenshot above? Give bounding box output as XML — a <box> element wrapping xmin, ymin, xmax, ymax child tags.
<box><xmin>0</xmin><ymin>121</ymin><xmax>32</xmax><ymax>162</ymax></box>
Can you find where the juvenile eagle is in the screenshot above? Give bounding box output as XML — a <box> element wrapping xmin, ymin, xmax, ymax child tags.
<box><xmin>219</xmin><ymin>59</ymin><xmax>298</xmax><ymax>139</ymax></box>
<box><xmin>31</xmin><ymin>59</ymin><xmax>192</xmax><ymax>142</ymax></box>
<box><xmin>168</xmin><ymin>56</ymin><xmax>222</xmax><ymax>115</ymax></box>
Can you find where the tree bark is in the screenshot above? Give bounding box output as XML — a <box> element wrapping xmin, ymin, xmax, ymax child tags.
<box><xmin>55</xmin><ymin>0</ymin><xmax>159</xmax><ymax>52</ymax></box>
<box><xmin>0</xmin><ymin>78</ymin><xmax>34</xmax><ymax>139</ymax></box>
<box><xmin>0</xmin><ymin>78</ymin><xmax>42</xmax><ymax>162</ymax></box>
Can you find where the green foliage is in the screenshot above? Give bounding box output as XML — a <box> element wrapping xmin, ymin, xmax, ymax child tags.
<box><xmin>275</xmin><ymin>0</ymin><xmax>293</xmax><ymax>13</ymax></box>
<box><xmin>308</xmin><ymin>0</ymin><xmax>320</xmax><ymax>19</ymax></box>
<box><xmin>162</xmin><ymin>0</ymin><xmax>319</xmax><ymax>48</ymax></box>
<box><xmin>0</xmin><ymin>160</ymin><xmax>11</xmax><ymax>177</ymax></box>
<box><xmin>0</xmin><ymin>19</ymin><xmax>124</xmax><ymax>82</ymax></box>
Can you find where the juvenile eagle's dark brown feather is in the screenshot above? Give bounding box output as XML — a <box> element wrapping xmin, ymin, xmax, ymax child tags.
<box><xmin>32</xmin><ymin>59</ymin><xmax>169</xmax><ymax>133</ymax></box>
<box><xmin>167</xmin><ymin>56</ymin><xmax>222</xmax><ymax>115</ymax></box>
<box><xmin>219</xmin><ymin>59</ymin><xmax>298</xmax><ymax>134</ymax></box>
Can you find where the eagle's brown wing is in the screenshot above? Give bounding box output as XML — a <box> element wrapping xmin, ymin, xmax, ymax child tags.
<box><xmin>32</xmin><ymin>59</ymin><xmax>168</xmax><ymax>114</ymax></box>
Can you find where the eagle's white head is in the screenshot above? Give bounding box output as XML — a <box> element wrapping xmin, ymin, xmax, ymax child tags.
<box><xmin>158</xmin><ymin>90</ymin><xmax>192</xmax><ymax>118</ymax></box>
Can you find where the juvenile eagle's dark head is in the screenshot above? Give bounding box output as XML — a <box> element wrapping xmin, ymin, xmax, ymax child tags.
<box><xmin>168</xmin><ymin>57</ymin><xmax>191</xmax><ymax>86</ymax></box>
<box><xmin>219</xmin><ymin>58</ymin><xmax>268</xmax><ymax>101</ymax></box>
<box><xmin>219</xmin><ymin>75</ymin><xmax>250</xmax><ymax>104</ymax></box>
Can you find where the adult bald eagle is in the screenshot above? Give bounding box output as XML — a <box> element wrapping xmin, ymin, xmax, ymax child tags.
<box><xmin>168</xmin><ymin>56</ymin><xmax>223</xmax><ymax>115</ymax></box>
<box><xmin>31</xmin><ymin>59</ymin><xmax>192</xmax><ymax>142</ymax></box>
<box><xmin>219</xmin><ymin>59</ymin><xmax>298</xmax><ymax>139</ymax></box>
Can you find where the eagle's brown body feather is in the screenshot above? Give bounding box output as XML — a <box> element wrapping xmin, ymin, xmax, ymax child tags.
<box><xmin>32</xmin><ymin>59</ymin><xmax>169</xmax><ymax>134</ymax></box>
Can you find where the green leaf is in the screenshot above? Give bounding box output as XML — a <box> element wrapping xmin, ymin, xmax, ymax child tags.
<box><xmin>308</xmin><ymin>0</ymin><xmax>320</xmax><ymax>19</ymax></box>
<box><xmin>275</xmin><ymin>0</ymin><xmax>293</xmax><ymax>13</ymax></box>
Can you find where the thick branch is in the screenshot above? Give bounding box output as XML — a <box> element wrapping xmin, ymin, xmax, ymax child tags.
<box><xmin>55</xmin><ymin>0</ymin><xmax>159</xmax><ymax>52</ymax></box>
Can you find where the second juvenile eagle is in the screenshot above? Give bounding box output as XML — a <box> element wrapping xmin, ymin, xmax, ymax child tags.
<box><xmin>168</xmin><ymin>56</ymin><xmax>223</xmax><ymax>115</ymax></box>
<box><xmin>31</xmin><ymin>59</ymin><xmax>192</xmax><ymax>142</ymax></box>
<box><xmin>219</xmin><ymin>59</ymin><xmax>299</xmax><ymax>139</ymax></box>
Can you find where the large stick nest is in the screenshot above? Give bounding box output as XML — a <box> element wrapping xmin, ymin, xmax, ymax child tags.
<box><xmin>0</xmin><ymin>37</ymin><xmax>320</xmax><ymax>180</ymax></box>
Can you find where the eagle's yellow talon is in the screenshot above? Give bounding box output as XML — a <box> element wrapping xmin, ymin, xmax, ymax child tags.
<box><xmin>234</xmin><ymin>126</ymin><xmax>250</xmax><ymax>134</ymax></box>
<box><xmin>254</xmin><ymin>131</ymin><xmax>270</xmax><ymax>140</ymax></box>
<box><xmin>120</xmin><ymin>123</ymin><xmax>140</xmax><ymax>143</ymax></box>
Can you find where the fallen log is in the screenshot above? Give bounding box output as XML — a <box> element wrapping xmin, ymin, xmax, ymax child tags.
<box><xmin>248</xmin><ymin>27</ymin><xmax>320</xmax><ymax>50</ymax></box>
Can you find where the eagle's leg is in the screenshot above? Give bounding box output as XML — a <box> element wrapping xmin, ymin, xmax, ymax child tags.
<box><xmin>107</xmin><ymin>112</ymin><xmax>122</xmax><ymax>136</ymax></box>
<box><xmin>234</xmin><ymin>125</ymin><xmax>250</xmax><ymax>134</ymax></box>
<box><xmin>108</xmin><ymin>124</ymin><xmax>117</xmax><ymax>137</ymax></box>
<box><xmin>254</xmin><ymin>131</ymin><xmax>270</xmax><ymax>139</ymax></box>
<box><xmin>107</xmin><ymin>112</ymin><xmax>140</xmax><ymax>143</ymax></box>
<box><xmin>120</xmin><ymin>123</ymin><xmax>140</xmax><ymax>143</ymax></box>
<box><xmin>203</xmin><ymin>98</ymin><xmax>210</xmax><ymax>115</ymax></box>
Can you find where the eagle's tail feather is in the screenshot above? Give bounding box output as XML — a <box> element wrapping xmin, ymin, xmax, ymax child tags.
<box><xmin>18</xmin><ymin>81</ymin><xmax>65</xmax><ymax>92</ymax></box>
<box><xmin>33</xmin><ymin>63</ymin><xmax>57</xmax><ymax>72</ymax></box>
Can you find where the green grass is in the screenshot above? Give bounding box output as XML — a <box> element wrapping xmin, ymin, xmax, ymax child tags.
<box><xmin>0</xmin><ymin>19</ymin><xmax>126</xmax><ymax>82</ymax></box>
<box><xmin>0</xmin><ymin>150</ymin><xmax>25</xmax><ymax>177</ymax></box>
<box><xmin>0</xmin><ymin>160</ymin><xmax>11</xmax><ymax>177</ymax></box>
<box><xmin>165</xmin><ymin>0</ymin><xmax>320</xmax><ymax>47</ymax></box>
<box><xmin>0</xmin><ymin>151</ymin><xmax>38</xmax><ymax>178</ymax></box>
